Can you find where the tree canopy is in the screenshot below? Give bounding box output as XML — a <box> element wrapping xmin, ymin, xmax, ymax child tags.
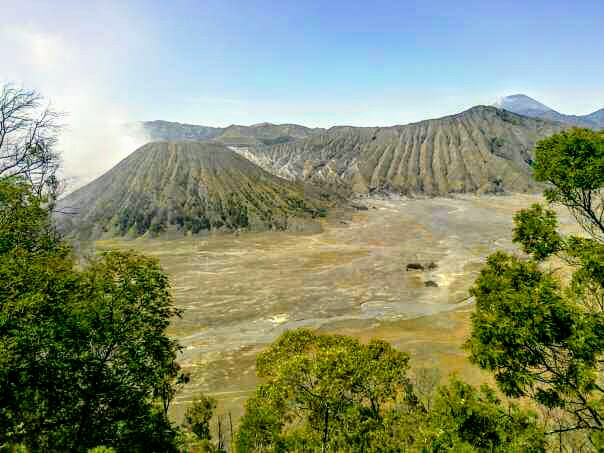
<box><xmin>0</xmin><ymin>179</ymin><xmax>184</xmax><ymax>452</ymax></box>
<box><xmin>533</xmin><ymin>128</ymin><xmax>604</xmax><ymax>240</ymax></box>
<box><xmin>235</xmin><ymin>329</ymin><xmax>545</xmax><ymax>452</ymax></box>
<box><xmin>467</xmin><ymin>128</ymin><xmax>604</xmax><ymax>449</ymax></box>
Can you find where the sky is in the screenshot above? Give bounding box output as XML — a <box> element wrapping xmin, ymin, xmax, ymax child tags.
<box><xmin>1</xmin><ymin>0</ymin><xmax>603</xmax><ymax>185</ymax></box>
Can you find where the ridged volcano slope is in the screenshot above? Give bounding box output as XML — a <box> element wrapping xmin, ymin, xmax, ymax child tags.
<box><xmin>57</xmin><ymin>142</ymin><xmax>331</xmax><ymax>239</ymax></box>
<box><xmin>240</xmin><ymin>106</ymin><xmax>567</xmax><ymax>195</ymax></box>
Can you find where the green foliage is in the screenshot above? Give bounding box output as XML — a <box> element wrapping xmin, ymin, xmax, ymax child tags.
<box><xmin>236</xmin><ymin>330</ymin><xmax>544</xmax><ymax>452</ymax></box>
<box><xmin>116</xmin><ymin>207</ymin><xmax>132</xmax><ymax>235</ymax></box>
<box><xmin>534</xmin><ymin>128</ymin><xmax>604</xmax><ymax>195</ymax></box>
<box><xmin>564</xmin><ymin>236</ymin><xmax>604</xmax><ymax>314</ymax></box>
<box><xmin>0</xmin><ymin>179</ymin><xmax>68</xmax><ymax>255</ymax></box>
<box><xmin>467</xmin><ymin>253</ymin><xmax>582</xmax><ymax>395</ymax></box>
<box><xmin>237</xmin><ymin>329</ymin><xmax>414</xmax><ymax>452</ymax></box>
<box><xmin>419</xmin><ymin>378</ymin><xmax>545</xmax><ymax>452</ymax></box>
<box><xmin>311</xmin><ymin>206</ymin><xmax>328</xmax><ymax>218</ymax></box>
<box><xmin>185</xmin><ymin>394</ymin><xmax>217</xmax><ymax>441</ymax></box>
<box><xmin>513</xmin><ymin>204</ymin><xmax>562</xmax><ymax>260</ymax></box>
<box><xmin>71</xmin><ymin>250</ymin><xmax>183</xmax><ymax>447</ymax></box>
<box><xmin>490</xmin><ymin>136</ymin><xmax>506</xmax><ymax>152</ymax></box>
<box><xmin>285</xmin><ymin>196</ymin><xmax>327</xmax><ymax>218</ymax></box>
<box><xmin>467</xmin><ymin>128</ymin><xmax>604</xmax><ymax>445</ymax></box>
<box><xmin>88</xmin><ymin>447</ymin><xmax>117</xmax><ymax>453</ymax></box>
<box><xmin>467</xmin><ymin>249</ymin><xmax>603</xmax><ymax>435</ymax></box>
<box><xmin>0</xmin><ymin>180</ymin><xmax>183</xmax><ymax>452</ymax></box>
<box><xmin>0</xmin><ymin>180</ymin><xmax>80</xmax><ymax>450</ymax></box>
<box><xmin>533</xmin><ymin>128</ymin><xmax>604</xmax><ymax>240</ymax></box>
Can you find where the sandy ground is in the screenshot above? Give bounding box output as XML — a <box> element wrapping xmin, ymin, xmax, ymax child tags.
<box><xmin>97</xmin><ymin>193</ymin><xmax>577</xmax><ymax>423</ymax></box>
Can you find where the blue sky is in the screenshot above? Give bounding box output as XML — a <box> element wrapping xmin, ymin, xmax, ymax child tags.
<box><xmin>1</xmin><ymin>0</ymin><xmax>603</xmax><ymax>182</ymax></box>
<box><xmin>132</xmin><ymin>0</ymin><xmax>604</xmax><ymax>126</ymax></box>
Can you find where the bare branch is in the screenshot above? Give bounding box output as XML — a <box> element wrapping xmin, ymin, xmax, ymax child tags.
<box><xmin>0</xmin><ymin>83</ymin><xmax>64</xmax><ymax>203</ymax></box>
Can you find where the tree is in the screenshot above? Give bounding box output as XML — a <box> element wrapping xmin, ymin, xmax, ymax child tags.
<box><xmin>182</xmin><ymin>394</ymin><xmax>228</xmax><ymax>452</ymax></box>
<box><xmin>185</xmin><ymin>394</ymin><xmax>217</xmax><ymax>441</ymax></box>
<box><xmin>0</xmin><ymin>179</ymin><xmax>184</xmax><ymax>452</ymax></box>
<box><xmin>533</xmin><ymin>128</ymin><xmax>604</xmax><ymax>241</ymax></box>
<box><xmin>466</xmin><ymin>128</ymin><xmax>604</xmax><ymax>448</ymax></box>
<box><xmin>235</xmin><ymin>330</ymin><xmax>544</xmax><ymax>452</ymax></box>
<box><xmin>0</xmin><ymin>84</ymin><xmax>63</xmax><ymax>202</ymax></box>
<box><xmin>236</xmin><ymin>329</ymin><xmax>416</xmax><ymax>452</ymax></box>
<box><xmin>69</xmin><ymin>250</ymin><xmax>183</xmax><ymax>450</ymax></box>
<box><xmin>417</xmin><ymin>378</ymin><xmax>545</xmax><ymax>452</ymax></box>
<box><xmin>0</xmin><ymin>179</ymin><xmax>76</xmax><ymax>449</ymax></box>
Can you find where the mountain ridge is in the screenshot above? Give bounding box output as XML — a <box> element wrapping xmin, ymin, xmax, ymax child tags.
<box><xmin>127</xmin><ymin>95</ymin><xmax>603</xmax><ymax>148</ymax></box>
<box><xmin>127</xmin><ymin>120</ymin><xmax>325</xmax><ymax>147</ymax></box>
<box><xmin>237</xmin><ymin>105</ymin><xmax>567</xmax><ymax>195</ymax></box>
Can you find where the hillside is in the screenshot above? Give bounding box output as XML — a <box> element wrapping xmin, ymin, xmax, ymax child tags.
<box><xmin>127</xmin><ymin>120</ymin><xmax>324</xmax><ymax>146</ymax></box>
<box><xmin>56</xmin><ymin>142</ymin><xmax>332</xmax><ymax>239</ymax></box>
<box><xmin>239</xmin><ymin>106</ymin><xmax>566</xmax><ymax>195</ymax></box>
<box><xmin>216</xmin><ymin>122</ymin><xmax>324</xmax><ymax>146</ymax></box>
<box><xmin>125</xmin><ymin>120</ymin><xmax>223</xmax><ymax>141</ymax></box>
<box><xmin>494</xmin><ymin>94</ymin><xmax>604</xmax><ymax>129</ymax></box>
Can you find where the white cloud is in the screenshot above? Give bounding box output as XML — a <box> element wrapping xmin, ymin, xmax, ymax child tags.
<box><xmin>0</xmin><ymin>20</ymin><xmax>148</xmax><ymax>192</ymax></box>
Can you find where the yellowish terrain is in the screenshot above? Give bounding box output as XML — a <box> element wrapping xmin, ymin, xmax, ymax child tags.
<box><xmin>97</xmin><ymin>194</ymin><xmax>576</xmax><ymax>423</ymax></box>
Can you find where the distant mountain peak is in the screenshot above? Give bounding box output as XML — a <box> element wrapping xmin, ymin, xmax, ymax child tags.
<box><xmin>493</xmin><ymin>94</ymin><xmax>604</xmax><ymax>129</ymax></box>
<box><xmin>493</xmin><ymin>94</ymin><xmax>554</xmax><ymax>115</ymax></box>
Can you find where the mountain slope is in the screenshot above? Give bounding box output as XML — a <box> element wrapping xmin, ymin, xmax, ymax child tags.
<box><xmin>239</xmin><ymin>106</ymin><xmax>567</xmax><ymax>195</ymax></box>
<box><xmin>57</xmin><ymin>142</ymin><xmax>331</xmax><ymax>239</ymax></box>
<box><xmin>126</xmin><ymin>120</ymin><xmax>223</xmax><ymax>141</ymax></box>
<box><xmin>216</xmin><ymin>123</ymin><xmax>324</xmax><ymax>146</ymax></box>
<box><xmin>127</xmin><ymin>120</ymin><xmax>324</xmax><ymax>146</ymax></box>
<box><xmin>494</xmin><ymin>94</ymin><xmax>604</xmax><ymax>129</ymax></box>
<box><xmin>585</xmin><ymin>108</ymin><xmax>604</xmax><ymax>125</ymax></box>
